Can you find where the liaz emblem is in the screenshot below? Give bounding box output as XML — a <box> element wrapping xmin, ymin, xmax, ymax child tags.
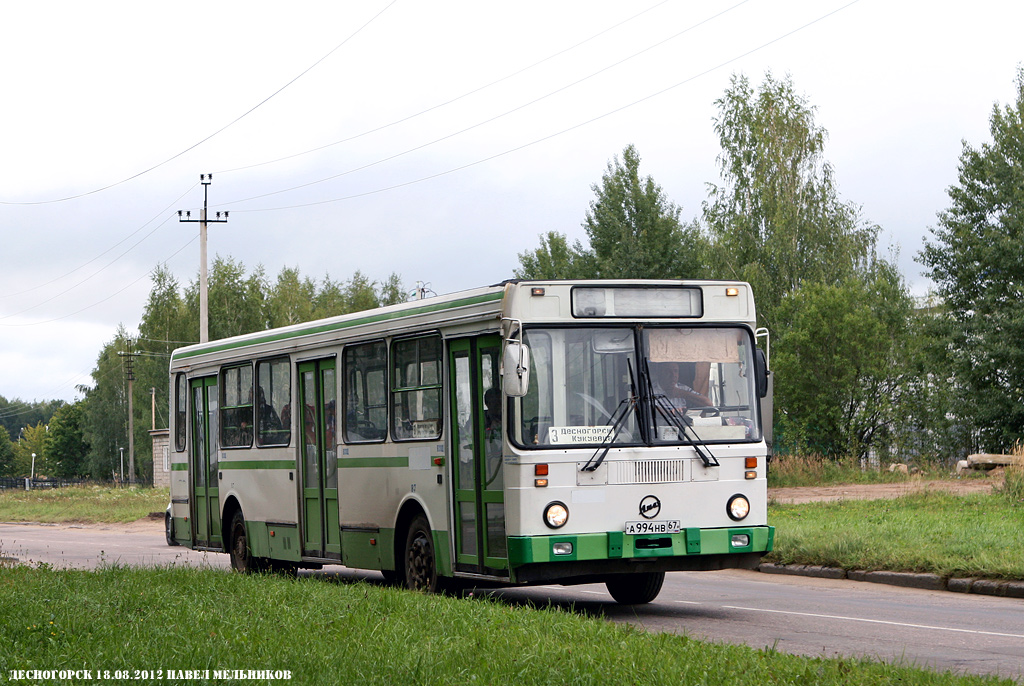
<box><xmin>639</xmin><ymin>495</ymin><xmax>661</xmax><ymax>519</ymax></box>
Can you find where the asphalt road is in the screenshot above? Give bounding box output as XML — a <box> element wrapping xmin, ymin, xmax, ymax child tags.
<box><xmin>2</xmin><ymin>521</ymin><xmax>1022</xmax><ymax>682</ymax></box>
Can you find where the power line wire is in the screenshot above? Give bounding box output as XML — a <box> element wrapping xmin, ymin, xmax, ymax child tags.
<box><xmin>0</xmin><ymin>182</ymin><xmax>199</xmax><ymax>300</ymax></box>
<box><xmin>214</xmin><ymin>0</ymin><xmax>672</xmax><ymax>176</ymax></box>
<box><xmin>0</xmin><ymin>185</ymin><xmax>198</xmax><ymax>317</ymax></box>
<box><xmin>233</xmin><ymin>0</ymin><xmax>861</xmax><ymax>214</ymax></box>
<box><xmin>0</xmin><ymin>0</ymin><xmax>399</xmax><ymax>206</ymax></box>
<box><xmin>0</xmin><ymin>234</ymin><xmax>199</xmax><ymax>328</ymax></box>
<box><xmin>222</xmin><ymin>0</ymin><xmax>751</xmax><ymax>207</ymax></box>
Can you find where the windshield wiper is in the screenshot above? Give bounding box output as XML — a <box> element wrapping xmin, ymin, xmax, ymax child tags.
<box><xmin>642</xmin><ymin>359</ymin><xmax>720</xmax><ymax>468</ymax></box>
<box><xmin>581</xmin><ymin>361</ymin><xmax>638</xmax><ymax>473</ymax></box>
<box><xmin>650</xmin><ymin>395</ymin><xmax>720</xmax><ymax>468</ymax></box>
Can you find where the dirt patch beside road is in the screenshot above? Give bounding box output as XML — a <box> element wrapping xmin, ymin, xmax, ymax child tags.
<box><xmin>769</xmin><ymin>477</ymin><xmax>1003</xmax><ymax>504</ymax></box>
<box><xmin>0</xmin><ymin>518</ymin><xmax>164</xmax><ymax>533</ymax></box>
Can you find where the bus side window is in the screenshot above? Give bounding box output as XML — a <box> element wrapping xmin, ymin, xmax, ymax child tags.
<box><xmin>390</xmin><ymin>335</ymin><xmax>442</xmax><ymax>441</ymax></box>
<box><xmin>344</xmin><ymin>341</ymin><xmax>387</xmax><ymax>443</ymax></box>
<box><xmin>174</xmin><ymin>372</ymin><xmax>187</xmax><ymax>451</ymax></box>
<box><xmin>256</xmin><ymin>358</ymin><xmax>291</xmax><ymax>447</ymax></box>
<box><xmin>221</xmin><ymin>364</ymin><xmax>254</xmax><ymax>448</ymax></box>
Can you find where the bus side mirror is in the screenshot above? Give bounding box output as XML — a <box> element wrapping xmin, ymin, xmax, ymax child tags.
<box><xmin>755</xmin><ymin>348</ymin><xmax>769</xmax><ymax>399</ymax></box>
<box><xmin>502</xmin><ymin>342</ymin><xmax>530</xmax><ymax>397</ymax></box>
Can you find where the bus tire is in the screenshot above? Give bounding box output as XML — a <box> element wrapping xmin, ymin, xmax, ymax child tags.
<box><xmin>403</xmin><ymin>514</ymin><xmax>439</xmax><ymax>593</ymax></box>
<box><xmin>164</xmin><ymin>510</ymin><xmax>178</xmax><ymax>547</ymax></box>
<box><xmin>605</xmin><ymin>571</ymin><xmax>665</xmax><ymax>604</ymax></box>
<box><xmin>229</xmin><ymin>511</ymin><xmax>265</xmax><ymax>574</ymax></box>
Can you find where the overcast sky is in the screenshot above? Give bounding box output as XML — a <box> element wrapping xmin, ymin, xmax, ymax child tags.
<box><xmin>1</xmin><ymin>0</ymin><xmax>1022</xmax><ymax>408</ymax></box>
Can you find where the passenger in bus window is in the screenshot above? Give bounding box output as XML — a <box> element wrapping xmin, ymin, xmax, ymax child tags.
<box><xmin>258</xmin><ymin>387</ymin><xmax>282</xmax><ymax>434</ymax></box>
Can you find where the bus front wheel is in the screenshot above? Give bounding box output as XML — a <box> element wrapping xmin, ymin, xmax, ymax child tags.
<box><xmin>605</xmin><ymin>571</ymin><xmax>665</xmax><ymax>604</ymax></box>
<box><xmin>404</xmin><ymin>515</ymin><xmax>439</xmax><ymax>593</ymax></box>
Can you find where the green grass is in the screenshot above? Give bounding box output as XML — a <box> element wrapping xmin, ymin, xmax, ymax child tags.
<box><xmin>0</xmin><ymin>564</ymin><xmax>1012</xmax><ymax>686</ymax></box>
<box><xmin>999</xmin><ymin>466</ymin><xmax>1024</xmax><ymax>504</ymax></box>
<box><xmin>0</xmin><ymin>486</ymin><xmax>168</xmax><ymax>523</ymax></box>
<box><xmin>767</xmin><ymin>490</ymin><xmax>1024</xmax><ymax>579</ymax></box>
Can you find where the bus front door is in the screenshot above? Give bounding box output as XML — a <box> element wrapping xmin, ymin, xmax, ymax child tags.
<box><xmin>298</xmin><ymin>359</ymin><xmax>340</xmax><ymax>559</ymax></box>
<box><xmin>450</xmin><ymin>335</ymin><xmax>508</xmax><ymax>576</ymax></box>
<box><xmin>190</xmin><ymin>376</ymin><xmax>221</xmax><ymax>549</ymax></box>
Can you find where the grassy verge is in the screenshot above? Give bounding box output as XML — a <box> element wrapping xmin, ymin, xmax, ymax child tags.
<box><xmin>767</xmin><ymin>453</ymin><xmax>933</xmax><ymax>488</ymax></box>
<box><xmin>0</xmin><ymin>564</ymin><xmax>1012</xmax><ymax>686</ymax></box>
<box><xmin>767</xmin><ymin>490</ymin><xmax>1024</xmax><ymax>579</ymax></box>
<box><xmin>0</xmin><ymin>486</ymin><xmax>168</xmax><ymax>524</ymax></box>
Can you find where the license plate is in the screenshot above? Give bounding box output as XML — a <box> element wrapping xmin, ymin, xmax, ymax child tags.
<box><xmin>625</xmin><ymin>520</ymin><xmax>681</xmax><ymax>535</ymax></box>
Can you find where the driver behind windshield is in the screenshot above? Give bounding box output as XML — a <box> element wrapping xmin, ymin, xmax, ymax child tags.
<box><xmin>652</xmin><ymin>361</ymin><xmax>711</xmax><ymax>410</ymax></box>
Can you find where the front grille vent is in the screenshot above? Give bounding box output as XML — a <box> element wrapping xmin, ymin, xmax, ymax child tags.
<box><xmin>609</xmin><ymin>459</ymin><xmax>687</xmax><ymax>485</ymax></box>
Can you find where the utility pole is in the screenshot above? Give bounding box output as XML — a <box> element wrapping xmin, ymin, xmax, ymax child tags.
<box><xmin>178</xmin><ymin>174</ymin><xmax>228</xmax><ymax>344</ymax></box>
<box><xmin>118</xmin><ymin>340</ymin><xmax>142</xmax><ymax>485</ymax></box>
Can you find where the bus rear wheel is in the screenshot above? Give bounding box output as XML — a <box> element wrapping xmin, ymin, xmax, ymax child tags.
<box><xmin>605</xmin><ymin>571</ymin><xmax>665</xmax><ymax>604</ymax></box>
<box><xmin>229</xmin><ymin>511</ymin><xmax>265</xmax><ymax>574</ymax></box>
<box><xmin>404</xmin><ymin>514</ymin><xmax>439</xmax><ymax>593</ymax></box>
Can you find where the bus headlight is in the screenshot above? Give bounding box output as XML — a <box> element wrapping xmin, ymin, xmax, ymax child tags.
<box><xmin>727</xmin><ymin>494</ymin><xmax>750</xmax><ymax>521</ymax></box>
<box><xmin>544</xmin><ymin>502</ymin><xmax>569</xmax><ymax>529</ymax></box>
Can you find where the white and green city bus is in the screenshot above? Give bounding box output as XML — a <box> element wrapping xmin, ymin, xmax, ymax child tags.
<box><xmin>167</xmin><ymin>280</ymin><xmax>773</xmax><ymax>604</ymax></box>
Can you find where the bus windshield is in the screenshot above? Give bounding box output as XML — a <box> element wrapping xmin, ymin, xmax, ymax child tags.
<box><xmin>511</xmin><ymin>326</ymin><xmax>761</xmax><ymax>449</ymax></box>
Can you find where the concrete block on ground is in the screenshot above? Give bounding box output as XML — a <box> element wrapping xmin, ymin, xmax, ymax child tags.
<box><xmin>967</xmin><ymin>453</ymin><xmax>1024</xmax><ymax>467</ymax></box>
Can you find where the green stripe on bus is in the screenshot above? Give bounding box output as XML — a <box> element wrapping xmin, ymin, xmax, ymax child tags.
<box><xmin>170</xmin><ymin>463</ymin><xmax>189</xmax><ymax>471</ymax></box>
<box><xmin>219</xmin><ymin>460</ymin><xmax>296</xmax><ymax>470</ymax></box>
<box><xmin>171</xmin><ymin>291</ymin><xmax>503</xmax><ymax>361</ymax></box>
<box><xmin>337</xmin><ymin>456</ymin><xmax>410</xmax><ymax>469</ymax></box>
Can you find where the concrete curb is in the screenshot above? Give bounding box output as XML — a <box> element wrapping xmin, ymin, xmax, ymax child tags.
<box><xmin>758</xmin><ymin>563</ymin><xmax>1024</xmax><ymax>598</ymax></box>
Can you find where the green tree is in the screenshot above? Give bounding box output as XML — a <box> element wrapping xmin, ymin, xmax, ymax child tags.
<box><xmin>703</xmin><ymin>72</ymin><xmax>877</xmax><ymax>331</ymax></box>
<box><xmin>584</xmin><ymin>144</ymin><xmax>707</xmax><ymax>279</ymax></box>
<box><xmin>81</xmin><ymin>328</ymin><xmax>132</xmax><ymax>481</ymax></box>
<box><xmin>918</xmin><ymin>67</ymin><xmax>1024</xmax><ymax>451</ymax></box>
<box><xmin>185</xmin><ymin>256</ymin><xmax>269</xmax><ymax>340</ymax></box>
<box><xmin>267</xmin><ymin>266</ymin><xmax>317</xmax><ymax>328</ymax></box>
<box><xmin>80</xmin><ymin>260</ymin><xmax>408</xmax><ymax>484</ymax></box>
<box><xmin>892</xmin><ymin>304</ymin><xmax>978</xmax><ymax>461</ymax></box>
<box><xmin>515</xmin><ymin>231</ymin><xmax>593</xmax><ymax>280</ymax></box>
<box><xmin>0</xmin><ymin>396</ymin><xmax>63</xmax><ymax>441</ymax></box>
<box><xmin>772</xmin><ymin>262</ymin><xmax>914</xmax><ymax>458</ymax></box>
<box><xmin>0</xmin><ymin>426</ymin><xmax>15</xmax><ymax>477</ymax></box>
<box><xmin>377</xmin><ymin>273</ymin><xmax>408</xmax><ymax>307</ymax></box>
<box><xmin>135</xmin><ymin>264</ymin><xmax>194</xmax><ymax>476</ymax></box>
<box><xmin>343</xmin><ymin>270</ymin><xmax>381</xmax><ymax>313</ymax></box>
<box><xmin>44</xmin><ymin>402</ymin><xmax>90</xmax><ymax>478</ymax></box>
<box><xmin>313</xmin><ymin>275</ymin><xmax>347</xmax><ymax>319</ymax></box>
<box><xmin>13</xmin><ymin>422</ymin><xmax>49</xmax><ymax>477</ymax></box>
<box><xmin>516</xmin><ymin>145</ymin><xmax>708</xmax><ymax>280</ymax></box>
<box><xmin>702</xmin><ymin>71</ymin><xmax>917</xmax><ymax>459</ymax></box>
<box><xmin>312</xmin><ymin>270</ymin><xmax>406</xmax><ymax>317</ymax></box>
